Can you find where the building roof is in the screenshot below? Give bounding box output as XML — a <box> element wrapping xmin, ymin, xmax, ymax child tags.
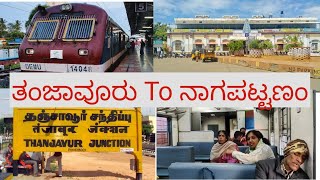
<box><xmin>175</xmin><ymin>17</ymin><xmax>319</xmax><ymax>25</ymax></box>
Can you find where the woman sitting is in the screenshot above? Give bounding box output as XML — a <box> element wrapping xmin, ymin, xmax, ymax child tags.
<box><xmin>224</xmin><ymin>130</ymin><xmax>275</xmax><ymax>164</ymax></box>
<box><xmin>210</xmin><ymin>130</ymin><xmax>239</xmax><ymax>163</ymax></box>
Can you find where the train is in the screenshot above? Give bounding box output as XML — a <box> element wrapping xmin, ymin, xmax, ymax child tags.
<box><xmin>19</xmin><ymin>3</ymin><xmax>128</xmax><ymax>72</ymax></box>
<box><xmin>156</xmin><ymin>105</ymin><xmax>315</xmax><ymax>179</ymax></box>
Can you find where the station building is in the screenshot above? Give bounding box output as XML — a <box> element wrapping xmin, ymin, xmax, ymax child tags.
<box><xmin>167</xmin><ymin>15</ymin><xmax>320</xmax><ymax>55</ymax></box>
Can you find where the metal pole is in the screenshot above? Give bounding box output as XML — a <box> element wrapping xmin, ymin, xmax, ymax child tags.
<box><xmin>136</xmin><ymin>173</ymin><xmax>142</xmax><ymax>180</ymax></box>
<box><xmin>13</xmin><ymin>160</ymin><xmax>18</xmax><ymax>176</ymax></box>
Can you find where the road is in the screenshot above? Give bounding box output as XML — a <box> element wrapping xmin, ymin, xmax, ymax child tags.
<box><xmin>154</xmin><ymin>57</ymin><xmax>320</xmax><ymax>90</ymax></box>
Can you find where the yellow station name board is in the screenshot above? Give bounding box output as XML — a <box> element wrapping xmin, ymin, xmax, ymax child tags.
<box><xmin>13</xmin><ymin>108</ymin><xmax>142</xmax><ymax>156</ymax></box>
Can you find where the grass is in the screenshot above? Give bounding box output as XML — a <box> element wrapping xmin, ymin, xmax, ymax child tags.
<box><xmin>4</xmin><ymin>63</ymin><xmax>20</xmax><ymax>70</ymax></box>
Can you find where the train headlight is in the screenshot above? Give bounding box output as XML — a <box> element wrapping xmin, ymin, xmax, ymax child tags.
<box><xmin>60</xmin><ymin>4</ymin><xmax>72</xmax><ymax>12</ymax></box>
<box><xmin>79</xmin><ymin>49</ymin><xmax>89</xmax><ymax>56</ymax></box>
<box><xmin>25</xmin><ymin>48</ymin><xmax>34</xmax><ymax>55</ymax></box>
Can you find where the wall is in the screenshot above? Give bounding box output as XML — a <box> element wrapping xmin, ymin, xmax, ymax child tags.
<box><xmin>229</xmin><ymin>118</ymin><xmax>237</xmax><ymax>139</ymax></box>
<box><xmin>290</xmin><ymin>106</ymin><xmax>314</xmax><ymax>178</ymax></box>
<box><xmin>191</xmin><ymin>112</ymin><xmax>201</xmax><ymax>131</ymax></box>
<box><xmin>254</xmin><ymin>110</ymin><xmax>269</xmax><ymax>138</ymax></box>
<box><xmin>237</xmin><ymin>111</ymin><xmax>246</xmax><ymax>130</ymax></box>
<box><xmin>179</xmin><ymin>131</ymin><xmax>214</xmax><ymax>142</ymax></box>
<box><xmin>171</xmin><ymin>116</ymin><xmax>179</xmax><ymax>146</ymax></box>
<box><xmin>201</xmin><ymin>114</ymin><xmax>225</xmax><ymax>131</ymax></box>
<box><xmin>178</xmin><ymin>108</ymin><xmax>191</xmax><ymax>131</ymax></box>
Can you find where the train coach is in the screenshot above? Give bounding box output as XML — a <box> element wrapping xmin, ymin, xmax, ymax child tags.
<box><xmin>19</xmin><ymin>3</ymin><xmax>128</xmax><ymax>72</ymax></box>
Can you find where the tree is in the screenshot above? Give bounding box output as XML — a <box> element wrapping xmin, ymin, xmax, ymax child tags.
<box><xmin>142</xmin><ymin>124</ymin><xmax>154</xmax><ymax>140</ymax></box>
<box><xmin>259</xmin><ymin>40</ymin><xmax>273</xmax><ymax>49</ymax></box>
<box><xmin>7</xmin><ymin>20</ymin><xmax>22</xmax><ymax>33</ymax></box>
<box><xmin>0</xmin><ymin>18</ymin><xmax>7</xmax><ymax>38</ymax></box>
<box><xmin>249</xmin><ymin>39</ymin><xmax>261</xmax><ymax>49</ymax></box>
<box><xmin>284</xmin><ymin>35</ymin><xmax>303</xmax><ymax>52</ymax></box>
<box><xmin>227</xmin><ymin>40</ymin><xmax>245</xmax><ymax>54</ymax></box>
<box><xmin>6</xmin><ymin>20</ymin><xmax>24</xmax><ymax>41</ymax></box>
<box><xmin>0</xmin><ymin>118</ymin><xmax>13</xmax><ymax>134</ymax></box>
<box><xmin>154</xmin><ymin>22</ymin><xmax>168</xmax><ymax>41</ymax></box>
<box><xmin>25</xmin><ymin>4</ymin><xmax>49</xmax><ymax>29</ymax></box>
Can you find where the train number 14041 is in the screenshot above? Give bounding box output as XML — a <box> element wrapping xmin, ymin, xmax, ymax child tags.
<box><xmin>68</xmin><ymin>65</ymin><xmax>93</xmax><ymax>72</ymax></box>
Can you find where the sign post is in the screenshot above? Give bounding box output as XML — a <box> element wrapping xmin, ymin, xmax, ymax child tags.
<box><xmin>13</xmin><ymin>108</ymin><xmax>143</xmax><ymax>178</ymax></box>
<box><xmin>135</xmin><ymin>2</ymin><xmax>147</xmax><ymax>12</ymax></box>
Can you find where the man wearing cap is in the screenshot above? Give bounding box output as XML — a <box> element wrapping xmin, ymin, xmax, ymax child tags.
<box><xmin>256</xmin><ymin>139</ymin><xmax>309</xmax><ymax>179</ymax></box>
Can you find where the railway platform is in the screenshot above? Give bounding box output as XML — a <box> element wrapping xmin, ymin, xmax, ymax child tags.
<box><xmin>113</xmin><ymin>45</ymin><xmax>153</xmax><ymax>72</ymax></box>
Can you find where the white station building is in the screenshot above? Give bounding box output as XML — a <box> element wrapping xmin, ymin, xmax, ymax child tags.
<box><xmin>167</xmin><ymin>15</ymin><xmax>320</xmax><ymax>55</ymax></box>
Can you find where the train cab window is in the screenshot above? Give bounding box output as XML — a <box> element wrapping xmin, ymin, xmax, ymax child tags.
<box><xmin>28</xmin><ymin>20</ymin><xmax>59</xmax><ymax>41</ymax></box>
<box><xmin>63</xmin><ymin>18</ymin><xmax>95</xmax><ymax>41</ymax></box>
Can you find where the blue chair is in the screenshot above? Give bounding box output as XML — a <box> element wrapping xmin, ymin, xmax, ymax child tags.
<box><xmin>169</xmin><ymin>162</ymin><xmax>256</xmax><ymax>179</ymax></box>
<box><xmin>177</xmin><ymin>142</ymin><xmax>215</xmax><ymax>161</ymax></box>
<box><xmin>157</xmin><ymin>146</ymin><xmax>195</xmax><ymax>178</ymax></box>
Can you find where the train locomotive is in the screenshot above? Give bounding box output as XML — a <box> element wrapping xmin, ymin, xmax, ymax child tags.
<box><xmin>19</xmin><ymin>3</ymin><xmax>128</xmax><ymax>72</ymax></box>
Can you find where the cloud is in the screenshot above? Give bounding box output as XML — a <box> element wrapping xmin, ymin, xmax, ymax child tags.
<box><xmin>154</xmin><ymin>0</ymin><xmax>177</xmax><ymax>23</ymax></box>
<box><xmin>154</xmin><ymin>0</ymin><xmax>320</xmax><ymax>23</ymax></box>
<box><xmin>303</xmin><ymin>6</ymin><xmax>320</xmax><ymax>19</ymax></box>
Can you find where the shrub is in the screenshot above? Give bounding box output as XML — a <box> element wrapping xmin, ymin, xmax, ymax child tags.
<box><xmin>284</xmin><ymin>35</ymin><xmax>303</xmax><ymax>52</ymax></box>
<box><xmin>227</xmin><ymin>40</ymin><xmax>244</xmax><ymax>54</ymax></box>
<box><xmin>249</xmin><ymin>39</ymin><xmax>261</xmax><ymax>49</ymax></box>
<box><xmin>259</xmin><ymin>40</ymin><xmax>273</xmax><ymax>49</ymax></box>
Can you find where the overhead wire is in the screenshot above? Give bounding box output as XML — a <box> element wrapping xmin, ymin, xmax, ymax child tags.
<box><xmin>0</xmin><ymin>3</ymin><xmax>29</xmax><ymax>13</ymax></box>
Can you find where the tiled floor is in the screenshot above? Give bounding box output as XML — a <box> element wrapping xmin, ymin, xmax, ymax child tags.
<box><xmin>114</xmin><ymin>45</ymin><xmax>153</xmax><ymax>72</ymax></box>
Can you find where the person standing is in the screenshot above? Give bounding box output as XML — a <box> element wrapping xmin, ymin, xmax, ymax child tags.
<box><xmin>45</xmin><ymin>152</ymin><xmax>62</xmax><ymax>177</ymax></box>
<box><xmin>140</xmin><ymin>40</ymin><xmax>145</xmax><ymax>55</ymax></box>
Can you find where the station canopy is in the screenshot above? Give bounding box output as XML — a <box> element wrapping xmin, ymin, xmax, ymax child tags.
<box><xmin>124</xmin><ymin>2</ymin><xmax>153</xmax><ymax>36</ymax></box>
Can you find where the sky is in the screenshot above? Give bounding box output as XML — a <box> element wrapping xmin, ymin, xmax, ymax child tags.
<box><xmin>155</xmin><ymin>0</ymin><xmax>320</xmax><ymax>24</ymax></box>
<box><xmin>0</xmin><ymin>2</ymin><xmax>131</xmax><ymax>35</ymax></box>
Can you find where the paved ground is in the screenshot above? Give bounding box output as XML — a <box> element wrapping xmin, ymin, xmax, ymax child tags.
<box><xmin>11</xmin><ymin>152</ymin><xmax>155</xmax><ymax>180</ymax></box>
<box><xmin>154</xmin><ymin>57</ymin><xmax>320</xmax><ymax>90</ymax></box>
<box><xmin>114</xmin><ymin>46</ymin><xmax>153</xmax><ymax>72</ymax></box>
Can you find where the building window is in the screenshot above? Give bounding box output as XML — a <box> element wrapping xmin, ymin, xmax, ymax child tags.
<box><xmin>175</xmin><ymin>41</ymin><xmax>182</xmax><ymax>51</ymax></box>
<box><xmin>157</xmin><ymin>117</ymin><xmax>169</xmax><ymax>146</ymax></box>
<box><xmin>199</xmin><ymin>21</ymin><xmax>202</xmax><ymax>23</ymax></box>
<box><xmin>183</xmin><ymin>21</ymin><xmax>186</xmax><ymax>23</ymax></box>
<box><xmin>311</xmin><ymin>42</ymin><xmax>319</xmax><ymax>52</ymax></box>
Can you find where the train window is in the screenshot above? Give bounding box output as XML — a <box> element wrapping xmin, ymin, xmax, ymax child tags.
<box><xmin>28</xmin><ymin>20</ymin><xmax>59</xmax><ymax>41</ymax></box>
<box><xmin>63</xmin><ymin>18</ymin><xmax>95</xmax><ymax>41</ymax></box>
